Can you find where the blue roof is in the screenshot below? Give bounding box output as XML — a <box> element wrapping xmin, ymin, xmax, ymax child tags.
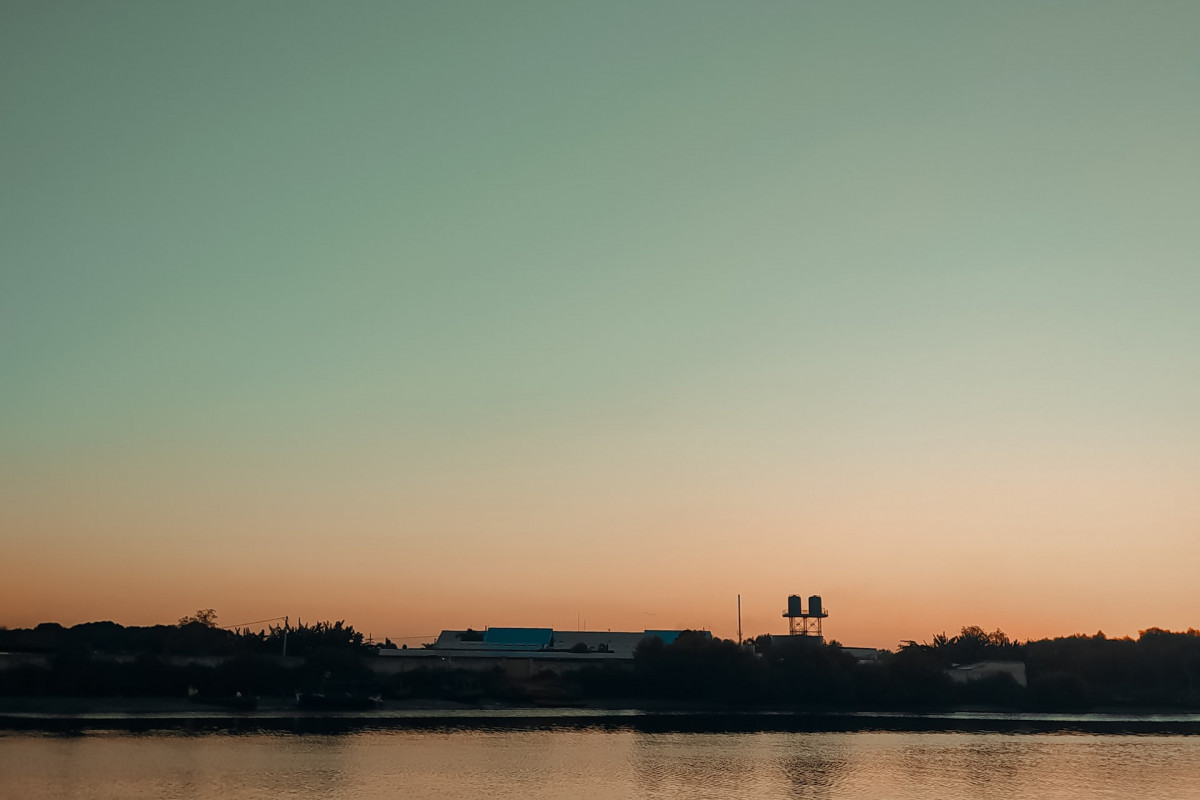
<box><xmin>644</xmin><ymin>630</ymin><xmax>710</xmax><ymax>645</ymax></box>
<box><xmin>483</xmin><ymin>627</ymin><xmax>554</xmax><ymax>647</ymax></box>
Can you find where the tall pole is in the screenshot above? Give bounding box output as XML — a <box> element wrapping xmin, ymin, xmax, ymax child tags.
<box><xmin>737</xmin><ymin>594</ymin><xmax>742</xmax><ymax>645</ymax></box>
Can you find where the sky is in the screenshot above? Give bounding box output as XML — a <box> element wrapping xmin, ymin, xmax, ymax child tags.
<box><xmin>2</xmin><ymin>2</ymin><xmax>1198</xmax><ymax>649</ymax></box>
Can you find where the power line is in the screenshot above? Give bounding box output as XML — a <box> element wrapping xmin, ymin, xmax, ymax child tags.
<box><xmin>384</xmin><ymin>634</ymin><xmax>437</xmax><ymax>640</ymax></box>
<box><xmin>222</xmin><ymin>616</ymin><xmax>288</xmax><ymax>630</ymax></box>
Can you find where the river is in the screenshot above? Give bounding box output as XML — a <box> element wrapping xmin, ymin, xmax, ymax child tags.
<box><xmin>3</xmin><ymin>712</ymin><xmax>1199</xmax><ymax>799</ymax></box>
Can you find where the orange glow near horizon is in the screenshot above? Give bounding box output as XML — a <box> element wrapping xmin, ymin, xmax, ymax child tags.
<box><xmin>4</xmin><ymin>446</ymin><xmax>1196</xmax><ymax>650</ymax></box>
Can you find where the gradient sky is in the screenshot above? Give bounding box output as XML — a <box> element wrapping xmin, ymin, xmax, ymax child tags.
<box><xmin>3</xmin><ymin>2</ymin><xmax>1198</xmax><ymax>649</ymax></box>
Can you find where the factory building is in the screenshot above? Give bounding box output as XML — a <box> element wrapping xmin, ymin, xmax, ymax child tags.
<box><xmin>373</xmin><ymin>627</ymin><xmax>708</xmax><ymax>678</ymax></box>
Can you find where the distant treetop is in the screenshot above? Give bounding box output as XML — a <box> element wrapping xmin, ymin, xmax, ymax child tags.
<box><xmin>178</xmin><ymin>609</ymin><xmax>218</xmax><ymax>628</ymax></box>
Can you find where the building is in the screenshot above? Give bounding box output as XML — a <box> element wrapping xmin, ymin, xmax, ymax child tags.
<box><xmin>373</xmin><ymin>627</ymin><xmax>707</xmax><ymax>678</ymax></box>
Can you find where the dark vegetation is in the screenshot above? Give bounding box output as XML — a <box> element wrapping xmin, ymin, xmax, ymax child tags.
<box><xmin>576</xmin><ymin>626</ymin><xmax>1199</xmax><ymax>710</ymax></box>
<box><xmin>2</xmin><ymin>616</ymin><xmax>1198</xmax><ymax>711</ymax></box>
<box><xmin>0</xmin><ymin>614</ymin><xmax>387</xmax><ymax>701</ymax></box>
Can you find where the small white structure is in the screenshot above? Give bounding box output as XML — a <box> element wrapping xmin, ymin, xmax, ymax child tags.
<box><xmin>947</xmin><ymin>660</ymin><xmax>1027</xmax><ymax>687</ymax></box>
<box><xmin>841</xmin><ymin>647</ymin><xmax>884</xmax><ymax>663</ymax></box>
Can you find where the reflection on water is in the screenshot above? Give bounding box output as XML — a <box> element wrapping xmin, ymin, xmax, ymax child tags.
<box><xmin>777</xmin><ymin>737</ymin><xmax>851</xmax><ymax>799</ymax></box>
<box><xmin>3</xmin><ymin>728</ymin><xmax>1200</xmax><ymax>799</ymax></box>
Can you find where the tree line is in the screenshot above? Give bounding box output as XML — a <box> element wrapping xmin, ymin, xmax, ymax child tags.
<box><xmin>1</xmin><ymin>615</ymin><xmax>1198</xmax><ymax>710</ymax></box>
<box><xmin>599</xmin><ymin>626</ymin><xmax>1200</xmax><ymax>710</ymax></box>
<box><xmin>0</xmin><ymin>613</ymin><xmax>389</xmax><ymax>658</ymax></box>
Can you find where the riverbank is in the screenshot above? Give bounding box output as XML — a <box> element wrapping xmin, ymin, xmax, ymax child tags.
<box><xmin>2</xmin><ymin>695</ymin><xmax>1196</xmax><ymax>717</ymax></box>
<box><xmin>0</xmin><ymin>696</ymin><xmax>484</xmax><ymax>715</ymax></box>
<box><xmin>3</xmin><ymin>697</ymin><xmax>1200</xmax><ymax>737</ymax></box>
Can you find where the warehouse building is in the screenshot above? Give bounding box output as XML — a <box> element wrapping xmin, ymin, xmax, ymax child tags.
<box><xmin>373</xmin><ymin>627</ymin><xmax>706</xmax><ymax>677</ymax></box>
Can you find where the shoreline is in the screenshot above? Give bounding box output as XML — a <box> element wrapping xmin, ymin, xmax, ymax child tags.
<box><xmin>2</xmin><ymin>698</ymin><xmax>1199</xmax><ymax>735</ymax></box>
<box><xmin>1</xmin><ymin>695</ymin><xmax>1196</xmax><ymax>714</ymax></box>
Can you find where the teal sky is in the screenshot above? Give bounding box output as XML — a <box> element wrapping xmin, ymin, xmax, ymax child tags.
<box><xmin>3</xmin><ymin>2</ymin><xmax>1198</xmax><ymax>646</ymax></box>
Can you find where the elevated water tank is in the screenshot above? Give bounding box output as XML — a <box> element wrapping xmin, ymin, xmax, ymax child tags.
<box><xmin>808</xmin><ymin>595</ymin><xmax>823</xmax><ymax>617</ymax></box>
<box><xmin>787</xmin><ymin>595</ymin><xmax>804</xmax><ymax>616</ymax></box>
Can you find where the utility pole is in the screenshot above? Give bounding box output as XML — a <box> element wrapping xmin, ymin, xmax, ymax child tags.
<box><xmin>282</xmin><ymin>616</ymin><xmax>289</xmax><ymax>658</ymax></box>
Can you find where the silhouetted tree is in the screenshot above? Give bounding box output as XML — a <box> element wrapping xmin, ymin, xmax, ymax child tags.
<box><xmin>178</xmin><ymin>609</ymin><xmax>219</xmax><ymax>627</ymax></box>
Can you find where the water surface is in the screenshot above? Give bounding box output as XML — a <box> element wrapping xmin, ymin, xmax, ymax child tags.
<box><xmin>3</xmin><ymin>721</ymin><xmax>1200</xmax><ymax>799</ymax></box>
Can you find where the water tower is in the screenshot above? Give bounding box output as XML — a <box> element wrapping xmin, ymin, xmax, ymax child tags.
<box><xmin>782</xmin><ymin>594</ymin><xmax>828</xmax><ymax>640</ymax></box>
